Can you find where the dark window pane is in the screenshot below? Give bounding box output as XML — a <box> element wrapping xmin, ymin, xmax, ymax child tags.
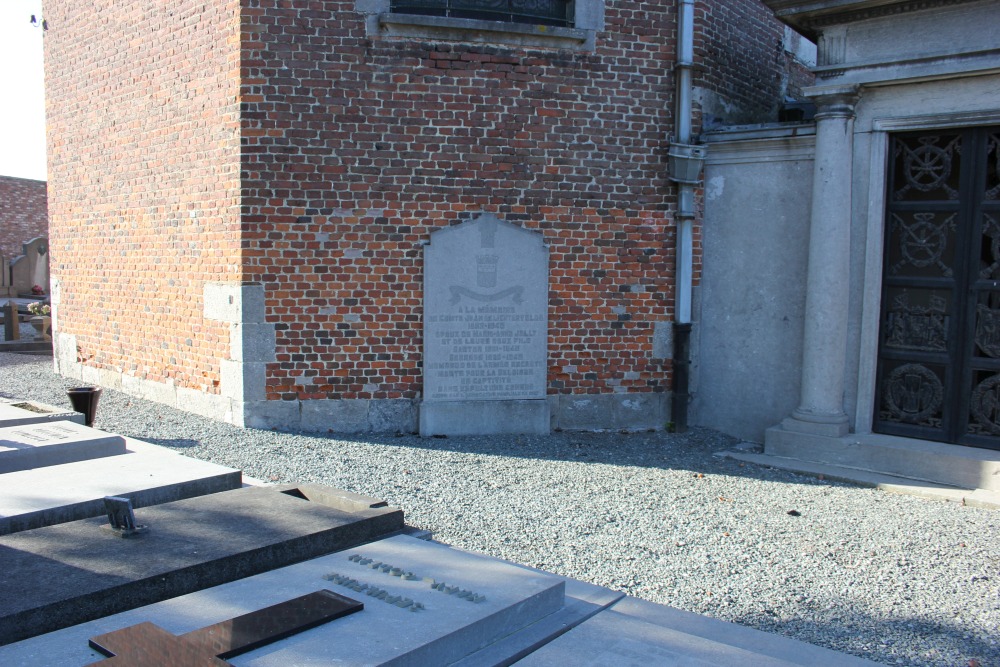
<box><xmin>391</xmin><ymin>0</ymin><xmax>572</xmax><ymax>26</ymax></box>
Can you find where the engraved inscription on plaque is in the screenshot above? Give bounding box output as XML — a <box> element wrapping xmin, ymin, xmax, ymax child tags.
<box><xmin>424</xmin><ymin>213</ymin><xmax>548</xmax><ymax>402</ymax></box>
<box><xmin>10</xmin><ymin>423</ymin><xmax>76</xmax><ymax>443</ymax></box>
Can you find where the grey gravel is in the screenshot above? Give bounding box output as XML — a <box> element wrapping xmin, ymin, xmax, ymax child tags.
<box><xmin>1</xmin><ymin>351</ymin><xmax>998</xmax><ymax>667</ymax></box>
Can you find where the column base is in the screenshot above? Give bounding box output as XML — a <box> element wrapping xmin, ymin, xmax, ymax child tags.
<box><xmin>781</xmin><ymin>408</ymin><xmax>850</xmax><ymax>438</ymax></box>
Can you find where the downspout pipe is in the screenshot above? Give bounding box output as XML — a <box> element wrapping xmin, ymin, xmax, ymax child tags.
<box><xmin>668</xmin><ymin>0</ymin><xmax>705</xmax><ymax>433</ymax></box>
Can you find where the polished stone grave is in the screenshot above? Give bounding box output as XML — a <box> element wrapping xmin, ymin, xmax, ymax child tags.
<box><xmin>0</xmin><ymin>535</ymin><xmax>883</xmax><ymax>667</ymax></box>
<box><xmin>0</xmin><ymin>399</ymin><xmax>84</xmax><ymax>428</ymax></box>
<box><xmin>0</xmin><ymin>484</ymin><xmax>404</xmax><ymax>645</ymax></box>
<box><xmin>0</xmin><ymin>438</ymin><xmax>242</xmax><ymax>536</ymax></box>
<box><xmin>517</xmin><ymin>596</ymin><xmax>881</xmax><ymax>666</ymax></box>
<box><xmin>0</xmin><ymin>421</ymin><xmax>125</xmax><ymax>474</ymax></box>
<box><xmin>1</xmin><ymin>535</ymin><xmax>569</xmax><ymax>666</ymax></box>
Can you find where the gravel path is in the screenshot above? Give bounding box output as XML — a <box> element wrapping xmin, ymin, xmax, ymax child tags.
<box><xmin>2</xmin><ymin>351</ymin><xmax>998</xmax><ymax>667</ymax></box>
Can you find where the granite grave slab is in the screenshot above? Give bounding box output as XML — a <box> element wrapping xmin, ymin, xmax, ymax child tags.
<box><xmin>0</xmin><ymin>484</ymin><xmax>404</xmax><ymax>645</ymax></box>
<box><xmin>0</xmin><ymin>399</ymin><xmax>84</xmax><ymax>428</ymax></box>
<box><xmin>421</xmin><ymin>213</ymin><xmax>550</xmax><ymax>436</ymax></box>
<box><xmin>0</xmin><ymin>535</ymin><xmax>568</xmax><ymax>666</ymax></box>
<box><xmin>0</xmin><ymin>437</ymin><xmax>242</xmax><ymax>535</ymax></box>
<box><xmin>516</xmin><ymin>596</ymin><xmax>883</xmax><ymax>667</ymax></box>
<box><xmin>0</xmin><ymin>421</ymin><xmax>125</xmax><ymax>474</ymax></box>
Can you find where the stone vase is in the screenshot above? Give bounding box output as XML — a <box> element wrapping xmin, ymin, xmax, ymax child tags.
<box><xmin>29</xmin><ymin>315</ymin><xmax>51</xmax><ymax>342</ymax></box>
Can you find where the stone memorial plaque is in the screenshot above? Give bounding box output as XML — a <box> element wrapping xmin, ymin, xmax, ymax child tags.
<box><xmin>0</xmin><ymin>421</ymin><xmax>125</xmax><ymax>474</ymax></box>
<box><xmin>421</xmin><ymin>213</ymin><xmax>549</xmax><ymax>435</ymax></box>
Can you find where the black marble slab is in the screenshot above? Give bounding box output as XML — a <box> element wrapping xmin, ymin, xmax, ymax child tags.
<box><xmin>0</xmin><ymin>485</ymin><xmax>403</xmax><ymax>645</ymax></box>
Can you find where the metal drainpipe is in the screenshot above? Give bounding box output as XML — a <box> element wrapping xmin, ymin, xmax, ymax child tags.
<box><xmin>668</xmin><ymin>0</ymin><xmax>704</xmax><ymax>433</ymax></box>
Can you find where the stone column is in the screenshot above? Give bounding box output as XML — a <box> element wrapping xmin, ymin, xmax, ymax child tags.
<box><xmin>783</xmin><ymin>85</ymin><xmax>859</xmax><ymax>437</ymax></box>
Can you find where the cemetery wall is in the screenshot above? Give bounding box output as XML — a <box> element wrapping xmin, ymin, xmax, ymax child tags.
<box><xmin>44</xmin><ymin>0</ymin><xmax>243</xmax><ymax>399</ymax></box>
<box><xmin>0</xmin><ymin>176</ymin><xmax>48</xmax><ymax>262</ymax></box>
<box><xmin>235</xmin><ymin>0</ymin><xmax>799</xmax><ymax>431</ymax></box>
<box><xmin>42</xmin><ymin>0</ymin><xmax>811</xmax><ymax>432</ymax></box>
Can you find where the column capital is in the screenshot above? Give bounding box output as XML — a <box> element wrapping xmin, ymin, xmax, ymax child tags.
<box><xmin>803</xmin><ymin>84</ymin><xmax>860</xmax><ymax>118</ymax></box>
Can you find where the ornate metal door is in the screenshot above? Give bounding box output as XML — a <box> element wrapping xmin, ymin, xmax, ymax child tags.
<box><xmin>875</xmin><ymin>126</ymin><xmax>1000</xmax><ymax>449</ymax></box>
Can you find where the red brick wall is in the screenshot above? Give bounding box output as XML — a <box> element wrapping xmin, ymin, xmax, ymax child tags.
<box><xmin>240</xmin><ymin>1</ymin><xmax>682</xmax><ymax>402</ymax></box>
<box><xmin>696</xmin><ymin>0</ymin><xmax>812</xmax><ymax>127</ymax></box>
<box><xmin>0</xmin><ymin>176</ymin><xmax>48</xmax><ymax>261</ymax></box>
<box><xmin>43</xmin><ymin>0</ymin><xmax>803</xmax><ymax>418</ymax></box>
<box><xmin>44</xmin><ymin>0</ymin><xmax>243</xmax><ymax>391</ymax></box>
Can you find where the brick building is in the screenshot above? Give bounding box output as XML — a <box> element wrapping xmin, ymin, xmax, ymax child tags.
<box><xmin>45</xmin><ymin>0</ymin><xmax>810</xmax><ymax>433</ymax></box>
<box><xmin>0</xmin><ymin>175</ymin><xmax>48</xmax><ymax>262</ymax></box>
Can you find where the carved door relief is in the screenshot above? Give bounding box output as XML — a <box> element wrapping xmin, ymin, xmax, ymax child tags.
<box><xmin>875</xmin><ymin>126</ymin><xmax>1000</xmax><ymax>449</ymax></box>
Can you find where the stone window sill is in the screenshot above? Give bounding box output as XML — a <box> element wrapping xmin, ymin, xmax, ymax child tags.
<box><xmin>377</xmin><ymin>13</ymin><xmax>594</xmax><ymax>51</ymax></box>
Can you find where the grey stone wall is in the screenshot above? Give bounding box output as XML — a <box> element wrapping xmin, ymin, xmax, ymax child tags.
<box><xmin>692</xmin><ymin>125</ymin><xmax>815</xmax><ymax>442</ymax></box>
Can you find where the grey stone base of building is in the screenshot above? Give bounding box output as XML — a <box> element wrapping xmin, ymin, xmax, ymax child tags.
<box><xmin>242</xmin><ymin>397</ymin><xmax>420</xmax><ymax>434</ymax></box>
<box><xmin>55</xmin><ymin>338</ymin><xmax>670</xmax><ymax>435</ymax></box>
<box><xmin>549</xmin><ymin>393</ymin><xmax>668</xmax><ymax>432</ymax></box>
<box><xmin>764</xmin><ymin>425</ymin><xmax>1000</xmax><ymax>492</ymax></box>
<box><xmin>420</xmin><ymin>399</ymin><xmax>550</xmax><ymax>437</ymax></box>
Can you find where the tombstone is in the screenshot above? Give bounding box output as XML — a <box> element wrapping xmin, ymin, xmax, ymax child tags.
<box><xmin>421</xmin><ymin>213</ymin><xmax>550</xmax><ymax>436</ymax></box>
<box><xmin>0</xmin><ymin>534</ymin><xmax>568</xmax><ymax>665</ymax></box>
<box><xmin>0</xmin><ymin>439</ymin><xmax>242</xmax><ymax>536</ymax></box>
<box><xmin>0</xmin><ymin>421</ymin><xmax>126</xmax><ymax>474</ymax></box>
<box><xmin>0</xmin><ymin>399</ymin><xmax>84</xmax><ymax>428</ymax></box>
<box><xmin>0</xmin><ymin>532</ymin><xmax>880</xmax><ymax>667</ymax></box>
<box><xmin>0</xmin><ymin>484</ymin><xmax>404</xmax><ymax>644</ymax></box>
<box><xmin>10</xmin><ymin>237</ymin><xmax>49</xmax><ymax>298</ymax></box>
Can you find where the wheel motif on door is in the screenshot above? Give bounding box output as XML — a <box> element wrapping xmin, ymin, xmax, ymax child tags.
<box><xmin>970</xmin><ymin>373</ymin><xmax>1000</xmax><ymax>434</ymax></box>
<box><xmin>883</xmin><ymin>363</ymin><xmax>943</xmax><ymax>424</ymax></box>
<box><xmin>890</xmin><ymin>212</ymin><xmax>955</xmax><ymax>275</ymax></box>
<box><xmin>897</xmin><ymin>135</ymin><xmax>959</xmax><ymax>199</ymax></box>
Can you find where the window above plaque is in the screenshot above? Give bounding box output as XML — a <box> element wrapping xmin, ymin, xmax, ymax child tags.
<box><xmin>359</xmin><ymin>0</ymin><xmax>602</xmax><ymax>51</ymax></box>
<box><xmin>392</xmin><ymin>0</ymin><xmax>571</xmax><ymax>27</ymax></box>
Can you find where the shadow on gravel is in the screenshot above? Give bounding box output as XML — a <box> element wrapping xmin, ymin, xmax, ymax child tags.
<box><xmin>304</xmin><ymin>426</ymin><xmax>845</xmax><ymax>491</ymax></box>
<box><xmin>734</xmin><ymin>607</ymin><xmax>1000</xmax><ymax>667</ymax></box>
<box><xmin>0</xmin><ymin>352</ymin><xmax>51</xmax><ymax>372</ymax></box>
<box><xmin>140</xmin><ymin>437</ymin><xmax>201</xmax><ymax>449</ymax></box>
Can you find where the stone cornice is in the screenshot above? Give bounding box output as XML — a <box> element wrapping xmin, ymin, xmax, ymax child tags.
<box><xmin>762</xmin><ymin>0</ymin><xmax>983</xmax><ymax>40</ymax></box>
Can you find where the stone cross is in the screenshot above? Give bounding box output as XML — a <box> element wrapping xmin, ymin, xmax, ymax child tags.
<box><xmin>87</xmin><ymin>590</ymin><xmax>362</xmax><ymax>665</ymax></box>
